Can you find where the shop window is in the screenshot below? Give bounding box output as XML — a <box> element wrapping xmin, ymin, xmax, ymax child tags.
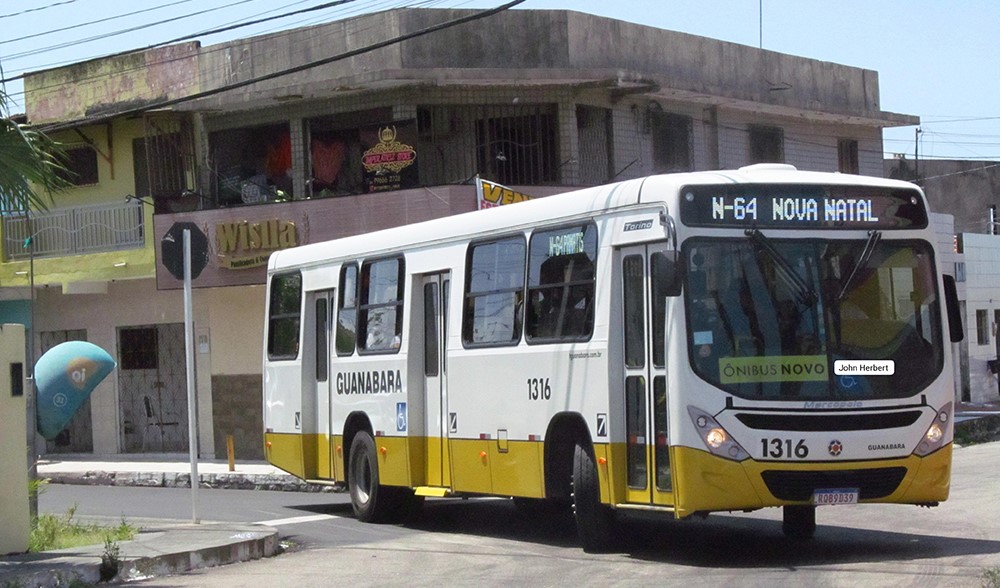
<box><xmin>211</xmin><ymin>123</ymin><xmax>293</xmax><ymax>207</ymax></box>
<box><xmin>310</xmin><ymin>129</ymin><xmax>363</xmax><ymax>197</ymax></box>
<box><xmin>749</xmin><ymin>125</ymin><xmax>784</xmax><ymax>164</ymax></box>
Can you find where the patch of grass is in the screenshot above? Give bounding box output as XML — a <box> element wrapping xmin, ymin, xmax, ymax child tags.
<box><xmin>983</xmin><ymin>566</ymin><xmax>1000</xmax><ymax>588</ymax></box>
<box><xmin>29</xmin><ymin>504</ymin><xmax>137</xmax><ymax>553</ymax></box>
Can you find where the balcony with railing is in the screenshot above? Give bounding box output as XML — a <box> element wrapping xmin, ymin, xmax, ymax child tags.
<box><xmin>2</xmin><ymin>200</ymin><xmax>145</xmax><ymax>261</ymax></box>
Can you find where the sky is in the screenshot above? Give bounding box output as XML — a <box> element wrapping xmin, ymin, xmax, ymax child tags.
<box><xmin>2</xmin><ymin>0</ymin><xmax>998</xmax><ymax>161</ymax></box>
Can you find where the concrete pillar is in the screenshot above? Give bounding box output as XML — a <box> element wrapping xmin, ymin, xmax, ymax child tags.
<box><xmin>0</xmin><ymin>323</ymin><xmax>30</xmax><ymax>555</ymax></box>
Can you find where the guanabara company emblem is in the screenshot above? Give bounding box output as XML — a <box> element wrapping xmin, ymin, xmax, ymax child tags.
<box><xmin>828</xmin><ymin>440</ymin><xmax>843</xmax><ymax>456</ymax></box>
<box><xmin>362</xmin><ymin>126</ymin><xmax>416</xmax><ymax>174</ymax></box>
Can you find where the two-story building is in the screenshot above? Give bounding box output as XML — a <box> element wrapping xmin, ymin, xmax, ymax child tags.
<box><xmin>4</xmin><ymin>8</ymin><xmax>918</xmax><ymax>459</ymax></box>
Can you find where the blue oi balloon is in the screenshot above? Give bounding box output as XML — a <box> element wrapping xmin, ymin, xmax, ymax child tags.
<box><xmin>35</xmin><ymin>341</ymin><xmax>116</xmax><ymax>440</ymax></box>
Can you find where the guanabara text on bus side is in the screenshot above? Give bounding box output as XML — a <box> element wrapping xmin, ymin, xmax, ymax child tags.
<box><xmin>263</xmin><ymin>164</ymin><xmax>961</xmax><ymax>552</ymax></box>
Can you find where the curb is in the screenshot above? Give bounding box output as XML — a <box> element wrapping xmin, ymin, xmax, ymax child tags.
<box><xmin>43</xmin><ymin>471</ymin><xmax>342</xmax><ymax>493</ymax></box>
<box><xmin>955</xmin><ymin>413</ymin><xmax>1000</xmax><ymax>445</ymax></box>
<box><xmin>0</xmin><ymin>523</ymin><xmax>280</xmax><ymax>588</ymax></box>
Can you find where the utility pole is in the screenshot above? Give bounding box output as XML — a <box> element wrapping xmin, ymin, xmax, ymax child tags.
<box><xmin>914</xmin><ymin>127</ymin><xmax>922</xmax><ymax>183</ymax></box>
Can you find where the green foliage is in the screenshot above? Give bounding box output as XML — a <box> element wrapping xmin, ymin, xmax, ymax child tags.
<box><xmin>28</xmin><ymin>476</ymin><xmax>49</xmax><ymax>502</ymax></box>
<box><xmin>99</xmin><ymin>536</ymin><xmax>121</xmax><ymax>582</ymax></box>
<box><xmin>983</xmin><ymin>566</ymin><xmax>1000</xmax><ymax>588</ymax></box>
<box><xmin>29</xmin><ymin>504</ymin><xmax>137</xmax><ymax>553</ymax></box>
<box><xmin>0</xmin><ymin>90</ymin><xmax>70</xmax><ymax>213</ymax></box>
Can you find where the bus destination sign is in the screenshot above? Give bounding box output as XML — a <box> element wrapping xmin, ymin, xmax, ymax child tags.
<box><xmin>679</xmin><ymin>184</ymin><xmax>928</xmax><ymax>230</ymax></box>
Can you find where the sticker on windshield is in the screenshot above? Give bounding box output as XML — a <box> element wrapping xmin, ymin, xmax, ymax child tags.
<box><xmin>719</xmin><ymin>355</ymin><xmax>828</xmax><ymax>384</ymax></box>
<box><xmin>694</xmin><ymin>330</ymin><xmax>714</xmax><ymax>345</ymax></box>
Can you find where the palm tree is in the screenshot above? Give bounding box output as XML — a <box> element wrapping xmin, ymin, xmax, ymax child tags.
<box><xmin>0</xmin><ymin>91</ymin><xmax>69</xmax><ymax>212</ymax></box>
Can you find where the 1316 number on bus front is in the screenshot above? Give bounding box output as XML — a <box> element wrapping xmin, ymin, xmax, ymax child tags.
<box><xmin>761</xmin><ymin>438</ymin><xmax>809</xmax><ymax>459</ymax></box>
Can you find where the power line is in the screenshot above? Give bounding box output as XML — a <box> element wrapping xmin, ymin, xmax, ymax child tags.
<box><xmin>0</xmin><ymin>0</ymin><xmax>388</xmax><ymax>86</ymax></box>
<box><xmin>40</xmin><ymin>1</ymin><xmax>527</xmax><ymax>133</ymax></box>
<box><xmin>0</xmin><ymin>0</ymin><xmax>80</xmax><ymax>20</ymax></box>
<box><xmin>1</xmin><ymin>0</ymin><xmax>198</xmax><ymax>47</ymax></box>
<box><xmin>2</xmin><ymin>0</ymin><xmax>259</xmax><ymax>62</ymax></box>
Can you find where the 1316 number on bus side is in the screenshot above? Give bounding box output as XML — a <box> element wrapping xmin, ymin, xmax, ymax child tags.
<box><xmin>527</xmin><ymin>378</ymin><xmax>551</xmax><ymax>400</ymax></box>
<box><xmin>761</xmin><ymin>438</ymin><xmax>809</xmax><ymax>459</ymax></box>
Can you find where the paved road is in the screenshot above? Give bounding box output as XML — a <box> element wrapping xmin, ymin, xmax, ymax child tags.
<box><xmin>43</xmin><ymin>441</ymin><xmax>1000</xmax><ymax>587</ymax></box>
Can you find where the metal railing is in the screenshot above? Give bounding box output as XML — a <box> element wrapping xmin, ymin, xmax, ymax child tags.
<box><xmin>2</xmin><ymin>199</ymin><xmax>145</xmax><ymax>261</ymax></box>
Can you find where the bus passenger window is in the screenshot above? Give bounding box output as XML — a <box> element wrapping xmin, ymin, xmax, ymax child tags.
<box><xmin>337</xmin><ymin>264</ymin><xmax>358</xmax><ymax>356</ymax></box>
<box><xmin>526</xmin><ymin>224</ymin><xmax>597</xmax><ymax>343</ymax></box>
<box><xmin>268</xmin><ymin>272</ymin><xmax>302</xmax><ymax>359</ymax></box>
<box><xmin>359</xmin><ymin>257</ymin><xmax>405</xmax><ymax>353</ymax></box>
<box><xmin>463</xmin><ymin>236</ymin><xmax>526</xmax><ymax>346</ymax></box>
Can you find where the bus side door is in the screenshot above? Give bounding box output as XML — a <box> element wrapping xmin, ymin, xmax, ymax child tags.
<box><xmin>619</xmin><ymin>243</ymin><xmax>675</xmax><ymax>506</ymax></box>
<box><xmin>421</xmin><ymin>273</ymin><xmax>452</xmax><ymax>488</ymax></box>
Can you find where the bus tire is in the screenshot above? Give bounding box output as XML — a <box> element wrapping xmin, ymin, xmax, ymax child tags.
<box><xmin>348</xmin><ymin>431</ymin><xmax>395</xmax><ymax>523</ymax></box>
<box><xmin>572</xmin><ymin>442</ymin><xmax>616</xmax><ymax>552</ymax></box>
<box><xmin>782</xmin><ymin>505</ymin><xmax>816</xmax><ymax>540</ymax></box>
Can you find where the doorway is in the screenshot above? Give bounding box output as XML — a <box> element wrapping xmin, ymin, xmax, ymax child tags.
<box><xmin>117</xmin><ymin>324</ymin><xmax>188</xmax><ymax>453</ymax></box>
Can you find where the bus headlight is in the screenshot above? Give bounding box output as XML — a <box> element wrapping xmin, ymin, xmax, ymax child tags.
<box><xmin>914</xmin><ymin>402</ymin><xmax>952</xmax><ymax>457</ymax></box>
<box><xmin>688</xmin><ymin>406</ymin><xmax>749</xmax><ymax>461</ymax></box>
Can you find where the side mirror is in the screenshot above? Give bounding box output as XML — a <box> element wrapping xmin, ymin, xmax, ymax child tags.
<box><xmin>942</xmin><ymin>274</ymin><xmax>963</xmax><ymax>343</ymax></box>
<box><xmin>651</xmin><ymin>251</ymin><xmax>683</xmax><ymax>298</ymax></box>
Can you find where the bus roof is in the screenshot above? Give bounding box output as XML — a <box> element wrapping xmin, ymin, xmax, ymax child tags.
<box><xmin>268</xmin><ymin>167</ymin><xmax>922</xmax><ymax>272</ymax></box>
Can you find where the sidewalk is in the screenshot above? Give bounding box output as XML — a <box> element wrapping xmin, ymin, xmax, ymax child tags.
<box><xmin>0</xmin><ymin>458</ymin><xmax>325</xmax><ymax>587</ymax></box>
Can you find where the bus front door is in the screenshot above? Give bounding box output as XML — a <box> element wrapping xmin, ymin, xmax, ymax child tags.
<box><xmin>620</xmin><ymin>244</ymin><xmax>674</xmax><ymax>506</ymax></box>
<box><xmin>421</xmin><ymin>273</ymin><xmax>452</xmax><ymax>489</ymax></box>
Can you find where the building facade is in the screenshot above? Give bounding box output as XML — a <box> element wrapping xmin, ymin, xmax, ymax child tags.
<box><xmin>5</xmin><ymin>8</ymin><xmax>917</xmax><ymax>458</ymax></box>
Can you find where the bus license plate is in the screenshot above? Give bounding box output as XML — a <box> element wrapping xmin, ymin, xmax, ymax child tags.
<box><xmin>812</xmin><ymin>488</ymin><xmax>859</xmax><ymax>505</ymax></box>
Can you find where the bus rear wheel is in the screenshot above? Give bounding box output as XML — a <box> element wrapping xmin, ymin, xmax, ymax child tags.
<box><xmin>348</xmin><ymin>431</ymin><xmax>396</xmax><ymax>523</ymax></box>
<box><xmin>782</xmin><ymin>505</ymin><xmax>816</xmax><ymax>540</ymax></box>
<box><xmin>572</xmin><ymin>442</ymin><xmax>616</xmax><ymax>552</ymax></box>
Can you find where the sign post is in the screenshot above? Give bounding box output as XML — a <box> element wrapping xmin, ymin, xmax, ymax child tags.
<box><xmin>183</xmin><ymin>229</ymin><xmax>200</xmax><ymax>524</ymax></box>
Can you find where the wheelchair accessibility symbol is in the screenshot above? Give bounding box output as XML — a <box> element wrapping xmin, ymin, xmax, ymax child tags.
<box><xmin>396</xmin><ymin>402</ymin><xmax>407</xmax><ymax>432</ymax></box>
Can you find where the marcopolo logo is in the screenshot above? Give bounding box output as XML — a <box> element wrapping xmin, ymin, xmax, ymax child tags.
<box><xmin>719</xmin><ymin>355</ymin><xmax>828</xmax><ymax>385</ymax></box>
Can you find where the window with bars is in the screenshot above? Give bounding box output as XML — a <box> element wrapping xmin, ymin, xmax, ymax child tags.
<box><xmin>749</xmin><ymin>125</ymin><xmax>784</xmax><ymax>163</ymax></box>
<box><xmin>651</xmin><ymin>112</ymin><xmax>693</xmax><ymax>173</ymax></box>
<box><xmin>838</xmin><ymin>138</ymin><xmax>860</xmax><ymax>174</ymax></box>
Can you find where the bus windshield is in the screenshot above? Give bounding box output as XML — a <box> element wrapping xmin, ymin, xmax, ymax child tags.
<box><xmin>684</xmin><ymin>235</ymin><xmax>942</xmax><ymax>400</ymax></box>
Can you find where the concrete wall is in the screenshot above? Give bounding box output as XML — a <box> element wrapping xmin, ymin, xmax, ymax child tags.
<box><xmin>959</xmin><ymin>233</ymin><xmax>1000</xmax><ymax>403</ymax></box>
<box><xmin>886</xmin><ymin>159</ymin><xmax>1000</xmax><ymax>234</ymax></box>
<box><xmin>26</xmin><ymin>43</ymin><xmax>200</xmax><ymax>124</ymax></box>
<box><xmin>0</xmin><ymin>324</ymin><xmax>29</xmax><ymax>555</ymax></box>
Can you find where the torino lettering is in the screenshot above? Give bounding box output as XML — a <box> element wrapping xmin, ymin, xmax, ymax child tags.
<box><xmin>336</xmin><ymin>370</ymin><xmax>404</xmax><ymax>395</ymax></box>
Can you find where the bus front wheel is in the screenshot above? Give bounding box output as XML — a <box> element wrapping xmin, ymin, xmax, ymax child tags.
<box><xmin>782</xmin><ymin>505</ymin><xmax>816</xmax><ymax>540</ymax></box>
<box><xmin>348</xmin><ymin>431</ymin><xmax>394</xmax><ymax>523</ymax></box>
<box><xmin>572</xmin><ymin>442</ymin><xmax>616</xmax><ymax>552</ymax></box>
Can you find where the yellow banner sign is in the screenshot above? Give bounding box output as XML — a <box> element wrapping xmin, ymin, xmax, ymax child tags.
<box><xmin>719</xmin><ymin>355</ymin><xmax>828</xmax><ymax>384</ymax></box>
<box><xmin>476</xmin><ymin>177</ymin><xmax>532</xmax><ymax>209</ymax></box>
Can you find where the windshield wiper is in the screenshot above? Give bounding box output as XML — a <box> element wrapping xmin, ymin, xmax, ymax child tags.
<box><xmin>837</xmin><ymin>230</ymin><xmax>882</xmax><ymax>301</ymax></box>
<box><xmin>744</xmin><ymin>228</ymin><xmax>817</xmax><ymax>307</ymax></box>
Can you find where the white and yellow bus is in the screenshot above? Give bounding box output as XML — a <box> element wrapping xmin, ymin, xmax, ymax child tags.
<box><xmin>263</xmin><ymin>164</ymin><xmax>962</xmax><ymax>551</ymax></box>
